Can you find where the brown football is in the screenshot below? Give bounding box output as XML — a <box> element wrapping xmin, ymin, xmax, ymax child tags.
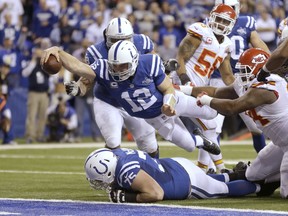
<box><xmin>42</xmin><ymin>55</ymin><xmax>62</xmax><ymax>75</ymax></box>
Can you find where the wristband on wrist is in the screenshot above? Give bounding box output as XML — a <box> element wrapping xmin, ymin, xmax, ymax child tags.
<box><xmin>163</xmin><ymin>93</ymin><xmax>176</xmax><ymax>109</ymax></box>
<box><xmin>179</xmin><ymin>85</ymin><xmax>193</xmax><ymax>95</ymax></box>
<box><xmin>124</xmin><ymin>192</ymin><xmax>138</xmax><ymax>202</ymax></box>
<box><xmin>199</xmin><ymin>95</ymin><xmax>213</xmax><ymax>106</ymax></box>
<box><xmin>262</xmin><ymin>65</ymin><xmax>271</xmax><ymax>73</ymax></box>
<box><xmin>179</xmin><ymin>73</ymin><xmax>191</xmax><ymax>85</ymax></box>
<box><xmin>75</xmin><ymin>87</ymin><xmax>81</xmax><ymax>96</ymax></box>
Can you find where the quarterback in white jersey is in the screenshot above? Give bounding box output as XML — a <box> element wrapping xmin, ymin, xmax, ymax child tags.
<box><xmin>179</xmin><ymin>48</ymin><xmax>288</xmax><ymax>198</ymax></box>
<box><xmin>175</xmin><ymin>4</ymin><xmax>237</xmax><ymax>172</ymax></box>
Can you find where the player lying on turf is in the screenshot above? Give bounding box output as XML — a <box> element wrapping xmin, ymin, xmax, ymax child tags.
<box><xmin>84</xmin><ymin>148</ymin><xmax>263</xmax><ymax>203</ymax></box>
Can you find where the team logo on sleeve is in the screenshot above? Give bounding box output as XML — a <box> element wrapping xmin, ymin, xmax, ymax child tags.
<box><xmin>142</xmin><ymin>77</ymin><xmax>153</xmax><ymax>85</ymax></box>
<box><xmin>237</xmin><ymin>27</ymin><xmax>247</xmax><ymax>36</ymax></box>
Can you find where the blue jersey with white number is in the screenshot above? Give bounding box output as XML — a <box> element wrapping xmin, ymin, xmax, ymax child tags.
<box><xmin>212</xmin><ymin>16</ymin><xmax>256</xmax><ymax>78</ymax></box>
<box><xmin>91</xmin><ymin>54</ymin><xmax>165</xmax><ymax>118</ymax></box>
<box><xmin>112</xmin><ymin>148</ymin><xmax>190</xmax><ymax>200</ymax></box>
<box><xmin>86</xmin><ymin>34</ymin><xmax>154</xmax><ymax>107</ymax></box>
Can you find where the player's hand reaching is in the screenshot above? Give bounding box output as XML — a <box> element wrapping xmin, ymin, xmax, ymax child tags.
<box><xmin>64</xmin><ymin>81</ymin><xmax>80</xmax><ymax>96</ymax></box>
<box><xmin>161</xmin><ymin>104</ymin><xmax>176</xmax><ymax>116</ymax></box>
<box><xmin>196</xmin><ymin>91</ymin><xmax>213</xmax><ymax>107</ymax></box>
<box><xmin>162</xmin><ymin>94</ymin><xmax>177</xmax><ymax>116</ymax></box>
<box><xmin>109</xmin><ymin>189</ymin><xmax>137</xmax><ymax>203</ymax></box>
<box><xmin>257</xmin><ymin>67</ymin><xmax>270</xmax><ymax>82</ymax></box>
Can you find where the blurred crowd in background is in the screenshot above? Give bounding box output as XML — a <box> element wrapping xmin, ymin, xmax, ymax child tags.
<box><xmin>0</xmin><ymin>0</ymin><xmax>287</xmax><ymax>144</ymax></box>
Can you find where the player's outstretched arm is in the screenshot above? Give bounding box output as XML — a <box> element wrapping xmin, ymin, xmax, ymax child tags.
<box><xmin>41</xmin><ymin>46</ymin><xmax>96</xmax><ymax>81</ymax></box>
<box><xmin>218</xmin><ymin>55</ymin><xmax>235</xmax><ymax>85</ymax></box>
<box><xmin>197</xmin><ymin>88</ymin><xmax>276</xmax><ymax>116</ymax></box>
<box><xmin>109</xmin><ymin>170</ymin><xmax>164</xmax><ymax>203</ymax></box>
<box><xmin>264</xmin><ymin>37</ymin><xmax>288</xmax><ymax>72</ymax></box>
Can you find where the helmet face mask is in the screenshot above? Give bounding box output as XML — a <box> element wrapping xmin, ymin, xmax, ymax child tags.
<box><xmin>84</xmin><ymin>148</ymin><xmax>118</xmax><ymax>191</ymax></box>
<box><xmin>108</xmin><ymin>40</ymin><xmax>139</xmax><ymax>82</ymax></box>
<box><xmin>235</xmin><ymin>48</ymin><xmax>270</xmax><ymax>87</ymax></box>
<box><xmin>105</xmin><ymin>17</ymin><xmax>134</xmax><ymax>48</ymax></box>
<box><xmin>209</xmin><ymin>4</ymin><xmax>237</xmax><ymax>36</ymax></box>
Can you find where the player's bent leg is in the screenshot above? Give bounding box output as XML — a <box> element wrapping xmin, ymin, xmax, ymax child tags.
<box><xmin>246</xmin><ymin>142</ymin><xmax>283</xmax><ymax>181</ymax></box>
<box><xmin>197</xmin><ymin>149</ymin><xmax>210</xmax><ymax>172</ymax></box>
<box><xmin>123</xmin><ymin>112</ymin><xmax>158</xmax><ymax>157</ymax></box>
<box><xmin>214</xmin><ymin>114</ymin><xmax>225</xmax><ymax>135</ymax></box>
<box><xmin>175</xmin><ymin>91</ymin><xmax>217</xmax><ymax>120</ymax></box>
<box><xmin>93</xmin><ymin>98</ymin><xmax>124</xmax><ymax>149</ymax></box>
<box><xmin>226</xmin><ymin>180</ymin><xmax>260</xmax><ymax>196</ymax></box>
<box><xmin>280</xmin><ymin>151</ymin><xmax>288</xmax><ymax>198</ymax></box>
<box><xmin>251</xmin><ymin>133</ymin><xmax>266</xmax><ymax>153</ymax></box>
<box><xmin>173</xmin><ymin>157</ymin><xmax>229</xmax><ymax>198</ymax></box>
<box><xmin>145</xmin><ymin>115</ymin><xmax>197</xmax><ymax>152</ymax></box>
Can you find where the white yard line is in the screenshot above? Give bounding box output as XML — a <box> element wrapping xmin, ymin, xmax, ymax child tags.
<box><xmin>0</xmin><ymin>198</ymin><xmax>287</xmax><ymax>215</ymax></box>
<box><xmin>0</xmin><ymin>140</ymin><xmax>253</xmax><ymax>150</ymax></box>
<box><xmin>0</xmin><ymin>170</ymin><xmax>84</xmax><ymax>175</ymax></box>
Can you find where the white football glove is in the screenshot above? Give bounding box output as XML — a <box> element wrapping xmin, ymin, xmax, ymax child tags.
<box><xmin>64</xmin><ymin>81</ymin><xmax>80</xmax><ymax>96</ymax></box>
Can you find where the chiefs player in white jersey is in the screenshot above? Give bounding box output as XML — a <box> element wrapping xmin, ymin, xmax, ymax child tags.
<box><xmin>176</xmin><ymin>4</ymin><xmax>237</xmax><ymax>173</ymax></box>
<box><xmin>177</xmin><ymin>48</ymin><xmax>288</xmax><ymax>198</ymax></box>
<box><xmin>257</xmin><ymin>26</ymin><xmax>288</xmax><ymax>82</ymax></box>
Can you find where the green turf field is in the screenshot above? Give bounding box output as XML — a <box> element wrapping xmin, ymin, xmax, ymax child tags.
<box><xmin>0</xmin><ymin>141</ymin><xmax>287</xmax><ymax>212</ymax></box>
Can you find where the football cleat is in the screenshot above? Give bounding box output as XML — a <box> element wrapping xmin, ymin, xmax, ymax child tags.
<box><xmin>206</xmin><ymin>168</ymin><xmax>216</xmax><ymax>174</ymax></box>
<box><xmin>193</xmin><ymin>128</ymin><xmax>221</xmax><ymax>155</ymax></box>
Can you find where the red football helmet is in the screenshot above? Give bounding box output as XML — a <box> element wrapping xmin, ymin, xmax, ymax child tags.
<box><xmin>208</xmin><ymin>4</ymin><xmax>237</xmax><ymax>35</ymax></box>
<box><xmin>235</xmin><ymin>48</ymin><xmax>270</xmax><ymax>86</ymax></box>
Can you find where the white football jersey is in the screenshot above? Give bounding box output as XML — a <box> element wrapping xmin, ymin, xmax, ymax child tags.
<box><xmin>243</xmin><ymin>75</ymin><xmax>288</xmax><ymax>147</ymax></box>
<box><xmin>185</xmin><ymin>22</ymin><xmax>232</xmax><ymax>86</ymax></box>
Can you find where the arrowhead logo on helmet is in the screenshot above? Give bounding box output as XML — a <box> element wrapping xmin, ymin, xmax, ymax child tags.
<box><xmin>252</xmin><ymin>54</ymin><xmax>268</xmax><ymax>64</ymax></box>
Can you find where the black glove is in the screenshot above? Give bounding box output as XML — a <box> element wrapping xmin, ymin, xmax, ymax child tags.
<box><xmin>257</xmin><ymin>68</ymin><xmax>270</xmax><ymax>82</ymax></box>
<box><xmin>164</xmin><ymin>59</ymin><xmax>179</xmax><ymax>74</ymax></box>
<box><xmin>64</xmin><ymin>81</ymin><xmax>80</xmax><ymax>96</ymax></box>
<box><xmin>109</xmin><ymin>189</ymin><xmax>137</xmax><ymax>203</ymax></box>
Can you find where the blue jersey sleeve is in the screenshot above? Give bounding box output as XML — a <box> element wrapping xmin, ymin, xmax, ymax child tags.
<box><xmin>149</xmin><ymin>54</ymin><xmax>166</xmax><ymax>86</ymax></box>
<box><xmin>133</xmin><ymin>34</ymin><xmax>154</xmax><ymax>54</ymax></box>
<box><xmin>85</xmin><ymin>42</ymin><xmax>107</xmax><ymax>65</ymax></box>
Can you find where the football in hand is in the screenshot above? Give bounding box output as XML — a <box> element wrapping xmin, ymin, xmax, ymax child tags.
<box><xmin>42</xmin><ymin>55</ymin><xmax>62</xmax><ymax>75</ymax></box>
